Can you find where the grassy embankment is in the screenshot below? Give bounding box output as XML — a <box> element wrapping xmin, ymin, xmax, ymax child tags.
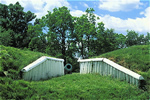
<box><xmin>0</xmin><ymin>45</ymin><xmax>149</xmax><ymax>99</ymax></box>
<box><xmin>94</xmin><ymin>45</ymin><xmax>150</xmax><ymax>93</ymax></box>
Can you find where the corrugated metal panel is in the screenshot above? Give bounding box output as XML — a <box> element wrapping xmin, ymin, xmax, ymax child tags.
<box><xmin>78</xmin><ymin>58</ymin><xmax>144</xmax><ymax>86</ymax></box>
<box><xmin>21</xmin><ymin>56</ymin><xmax>64</xmax><ymax>81</ymax></box>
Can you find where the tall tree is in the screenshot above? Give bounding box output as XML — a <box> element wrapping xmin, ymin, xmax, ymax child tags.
<box><xmin>0</xmin><ymin>2</ymin><xmax>36</xmax><ymax>48</ymax></box>
<box><xmin>27</xmin><ymin>19</ymin><xmax>47</xmax><ymax>52</ymax></box>
<box><xmin>126</xmin><ymin>30</ymin><xmax>139</xmax><ymax>46</ymax></box>
<box><xmin>0</xmin><ymin>26</ymin><xmax>13</xmax><ymax>46</ymax></box>
<box><xmin>115</xmin><ymin>33</ymin><xmax>126</xmax><ymax>48</ymax></box>
<box><xmin>94</xmin><ymin>22</ymin><xmax>105</xmax><ymax>55</ymax></box>
<box><xmin>145</xmin><ymin>32</ymin><xmax>150</xmax><ymax>45</ymax></box>
<box><xmin>74</xmin><ymin>8</ymin><xmax>97</xmax><ymax>58</ymax></box>
<box><xmin>85</xmin><ymin>8</ymin><xmax>97</xmax><ymax>57</ymax></box>
<box><xmin>95</xmin><ymin>22</ymin><xmax>119</xmax><ymax>55</ymax></box>
<box><xmin>74</xmin><ymin>15</ymin><xmax>88</xmax><ymax>58</ymax></box>
<box><xmin>45</xmin><ymin>6</ymin><xmax>74</xmax><ymax>65</ymax></box>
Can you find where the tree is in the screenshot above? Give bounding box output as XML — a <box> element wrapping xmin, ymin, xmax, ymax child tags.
<box><xmin>115</xmin><ymin>33</ymin><xmax>126</xmax><ymax>48</ymax></box>
<box><xmin>44</xmin><ymin>6</ymin><xmax>74</xmax><ymax>65</ymax></box>
<box><xmin>27</xmin><ymin>18</ymin><xmax>47</xmax><ymax>53</ymax></box>
<box><xmin>145</xmin><ymin>32</ymin><xmax>150</xmax><ymax>45</ymax></box>
<box><xmin>94</xmin><ymin>22</ymin><xmax>105</xmax><ymax>55</ymax></box>
<box><xmin>74</xmin><ymin>8</ymin><xmax>97</xmax><ymax>58</ymax></box>
<box><xmin>137</xmin><ymin>34</ymin><xmax>145</xmax><ymax>45</ymax></box>
<box><xmin>0</xmin><ymin>2</ymin><xmax>36</xmax><ymax>48</ymax></box>
<box><xmin>85</xmin><ymin>8</ymin><xmax>97</xmax><ymax>57</ymax></box>
<box><xmin>137</xmin><ymin>32</ymin><xmax>150</xmax><ymax>45</ymax></box>
<box><xmin>103</xmin><ymin>28</ymin><xmax>118</xmax><ymax>52</ymax></box>
<box><xmin>126</xmin><ymin>30</ymin><xmax>139</xmax><ymax>46</ymax></box>
<box><xmin>74</xmin><ymin>15</ymin><xmax>87</xmax><ymax>58</ymax></box>
<box><xmin>95</xmin><ymin>22</ymin><xmax>119</xmax><ymax>55</ymax></box>
<box><xmin>0</xmin><ymin>26</ymin><xmax>13</xmax><ymax>46</ymax></box>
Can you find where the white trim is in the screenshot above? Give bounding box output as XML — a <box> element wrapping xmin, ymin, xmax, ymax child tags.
<box><xmin>21</xmin><ymin>56</ymin><xmax>64</xmax><ymax>72</ymax></box>
<box><xmin>78</xmin><ymin>58</ymin><xmax>144</xmax><ymax>80</ymax></box>
<box><xmin>78</xmin><ymin>58</ymin><xmax>104</xmax><ymax>62</ymax></box>
<box><xmin>103</xmin><ymin>58</ymin><xmax>144</xmax><ymax>80</ymax></box>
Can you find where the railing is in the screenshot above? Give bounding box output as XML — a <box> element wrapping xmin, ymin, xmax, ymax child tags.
<box><xmin>78</xmin><ymin>58</ymin><xmax>144</xmax><ymax>87</ymax></box>
<box><xmin>21</xmin><ymin>56</ymin><xmax>64</xmax><ymax>81</ymax></box>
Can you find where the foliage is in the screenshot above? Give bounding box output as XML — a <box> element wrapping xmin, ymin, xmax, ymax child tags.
<box><xmin>115</xmin><ymin>33</ymin><xmax>126</xmax><ymax>48</ymax></box>
<box><xmin>0</xmin><ymin>27</ymin><xmax>13</xmax><ymax>46</ymax></box>
<box><xmin>0</xmin><ymin>2</ymin><xmax>36</xmax><ymax>48</ymax></box>
<box><xmin>126</xmin><ymin>30</ymin><xmax>149</xmax><ymax>46</ymax></box>
<box><xmin>0</xmin><ymin>3</ymin><xmax>150</xmax><ymax>99</ymax></box>
<box><xmin>0</xmin><ymin>45</ymin><xmax>149</xmax><ymax>99</ymax></box>
<box><xmin>0</xmin><ymin>77</ymin><xmax>33</xmax><ymax>99</ymax></box>
<box><xmin>96</xmin><ymin>45</ymin><xmax>149</xmax><ymax>72</ymax></box>
<box><xmin>73</xmin><ymin>8</ymin><xmax>97</xmax><ymax>58</ymax></box>
<box><xmin>0</xmin><ymin>74</ymin><xmax>149</xmax><ymax>99</ymax></box>
<box><xmin>44</xmin><ymin>6</ymin><xmax>74</xmax><ymax>65</ymax></box>
<box><xmin>27</xmin><ymin>18</ymin><xmax>47</xmax><ymax>53</ymax></box>
<box><xmin>95</xmin><ymin>26</ymin><xmax>119</xmax><ymax>55</ymax></box>
<box><xmin>95</xmin><ymin>45</ymin><xmax>150</xmax><ymax>93</ymax></box>
<box><xmin>0</xmin><ymin>45</ymin><xmax>50</xmax><ymax>79</ymax></box>
<box><xmin>1</xmin><ymin>2</ymin><xmax>149</xmax><ymax>60</ymax></box>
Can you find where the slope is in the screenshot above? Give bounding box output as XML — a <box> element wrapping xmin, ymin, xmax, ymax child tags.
<box><xmin>0</xmin><ymin>45</ymin><xmax>50</xmax><ymax>79</ymax></box>
<box><xmin>95</xmin><ymin>45</ymin><xmax>149</xmax><ymax>72</ymax></box>
<box><xmin>94</xmin><ymin>45</ymin><xmax>150</xmax><ymax>93</ymax></box>
<box><xmin>0</xmin><ymin>73</ymin><xmax>149</xmax><ymax>99</ymax></box>
<box><xmin>0</xmin><ymin>45</ymin><xmax>149</xmax><ymax>99</ymax></box>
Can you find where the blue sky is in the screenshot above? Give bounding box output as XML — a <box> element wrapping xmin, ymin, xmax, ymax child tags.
<box><xmin>0</xmin><ymin>0</ymin><xmax>150</xmax><ymax>35</ymax></box>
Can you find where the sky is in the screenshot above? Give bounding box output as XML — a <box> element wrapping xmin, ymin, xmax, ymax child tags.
<box><xmin>0</xmin><ymin>0</ymin><xmax>150</xmax><ymax>35</ymax></box>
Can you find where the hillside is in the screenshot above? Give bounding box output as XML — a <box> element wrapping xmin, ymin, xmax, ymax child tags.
<box><xmin>0</xmin><ymin>45</ymin><xmax>149</xmax><ymax>99</ymax></box>
<box><xmin>94</xmin><ymin>45</ymin><xmax>150</xmax><ymax>93</ymax></box>
<box><xmin>0</xmin><ymin>73</ymin><xmax>149</xmax><ymax>99</ymax></box>
<box><xmin>95</xmin><ymin>45</ymin><xmax>149</xmax><ymax>72</ymax></box>
<box><xmin>0</xmin><ymin>45</ymin><xmax>50</xmax><ymax>79</ymax></box>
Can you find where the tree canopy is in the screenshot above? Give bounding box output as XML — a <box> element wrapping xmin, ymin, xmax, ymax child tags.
<box><xmin>0</xmin><ymin>2</ymin><xmax>36</xmax><ymax>48</ymax></box>
<box><xmin>0</xmin><ymin>2</ymin><xmax>149</xmax><ymax>70</ymax></box>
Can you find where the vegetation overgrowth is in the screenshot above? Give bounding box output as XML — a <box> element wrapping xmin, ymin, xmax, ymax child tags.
<box><xmin>0</xmin><ymin>45</ymin><xmax>50</xmax><ymax>79</ymax></box>
<box><xmin>0</xmin><ymin>74</ymin><xmax>149</xmax><ymax>99</ymax></box>
<box><xmin>0</xmin><ymin>1</ymin><xmax>149</xmax><ymax>99</ymax></box>
<box><xmin>0</xmin><ymin>2</ymin><xmax>149</xmax><ymax>66</ymax></box>
<box><xmin>0</xmin><ymin>45</ymin><xmax>149</xmax><ymax>99</ymax></box>
<box><xmin>95</xmin><ymin>45</ymin><xmax>150</xmax><ymax>94</ymax></box>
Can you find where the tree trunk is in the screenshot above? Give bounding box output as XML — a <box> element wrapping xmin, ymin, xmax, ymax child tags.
<box><xmin>62</xmin><ymin>33</ymin><xmax>66</xmax><ymax>65</ymax></box>
<box><xmin>87</xmin><ymin>35</ymin><xmax>90</xmax><ymax>57</ymax></box>
<box><xmin>81</xmin><ymin>40</ymin><xmax>84</xmax><ymax>59</ymax></box>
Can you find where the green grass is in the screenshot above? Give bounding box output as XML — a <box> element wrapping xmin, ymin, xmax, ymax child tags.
<box><xmin>0</xmin><ymin>73</ymin><xmax>149</xmax><ymax>99</ymax></box>
<box><xmin>0</xmin><ymin>45</ymin><xmax>50</xmax><ymax>79</ymax></box>
<box><xmin>0</xmin><ymin>45</ymin><xmax>149</xmax><ymax>99</ymax></box>
<box><xmin>94</xmin><ymin>45</ymin><xmax>150</xmax><ymax>95</ymax></box>
<box><xmin>94</xmin><ymin>45</ymin><xmax>149</xmax><ymax>72</ymax></box>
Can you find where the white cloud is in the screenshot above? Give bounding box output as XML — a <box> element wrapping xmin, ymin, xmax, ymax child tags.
<box><xmin>0</xmin><ymin>0</ymin><xmax>25</xmax><ymax>7</ymax></box>
<box><xmin>96</xmin><ymin>7</ymin><xmax>150</xmax><ymax>34</ymax></box>
<box><xmin>99</xmin><ymin>0</ymin><xmax>143</xmax><ymax>12</ymax></box>
<box><xmin>0</xmin><ymin>0</ymin><xmax>149</xmax><ymax>34</ymax></box>
<box><xmin>60</xmin><ymin>6</ymin><xmax>150</xmax><ymax>34</ymax></box>
<box><xmin>70</xmin><ymin>10</ymin><xmax>85</xmax><ymax>17</ymax></box>
<box><xmin>0</xmin><ymin>0</ymin><xmax>71</xmax><ymax>18</ymax></box>
<box><xmin>140</xmin><ymin>7</ymin><xmax>150</xmax><ymax>18</ymax></box>
<box><xmin>74</xmin><ymin>6</ymin><xmax>78</xmax><ymax>9</ymax></box>
<box><xmin>83</xmin><ymin>3</ymin><xmax>89</xmax><ymax>8</ymax></box>
<box><xmin>79</xmin><ymin>2</ymin><xmax>90</xmax><ymax>8</ymax></box>
<box><xmin>32</xmin><ymin>0</ymin><xmax>71</xmax><ymax>18</ymax></box>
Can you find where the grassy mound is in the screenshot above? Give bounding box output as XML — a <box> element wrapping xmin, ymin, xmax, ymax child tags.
<box><xmin>0</xmin><ymin>45</ymin><xmax>149</xmax><ymax>99</ymax></box>
<box><xmin>94</xmin><ymin>45</ymin><xmax>149</xmax><ymax>72</ymax></box>
<box><xmin>94</xmin><ymin>45</ymin><xmax>150</xmax><ymax>94</ymax></box>
<box><xmin>0</xmin><ymin>45</ymin><xmax>50</xmax><ymax>79</ymax></box>
<box><xmin>0</xmin><ymin>73</ymin><xmax>149</xmax><ymax>99</ymax></box>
